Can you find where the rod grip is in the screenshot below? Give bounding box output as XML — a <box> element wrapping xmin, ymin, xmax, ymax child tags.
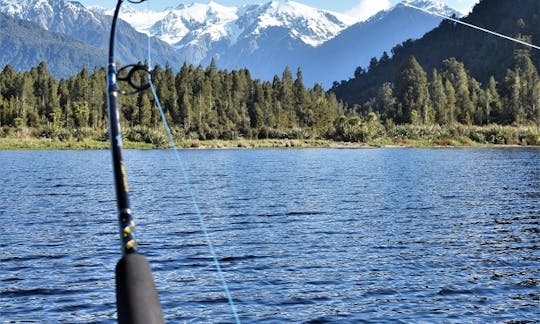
<box><xmin>116</xmin><ymin>253</ymin><xmax>164</xmax><ymax>324</ymax></box>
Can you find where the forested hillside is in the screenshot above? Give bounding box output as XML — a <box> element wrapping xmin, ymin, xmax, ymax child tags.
<box><xmin>0</xmin><ymin>12</ymin><xmax>104</xmax><ymax>78</ymax></box>
<box><xmin>341</xmin><ymin>51</ymin><xmax>540</xmax><ymax>127</ymax></box>
<box><xmin>331</xmin><ymin>0</ymin><xmax>540</xmax><ymax>113</ymax></box>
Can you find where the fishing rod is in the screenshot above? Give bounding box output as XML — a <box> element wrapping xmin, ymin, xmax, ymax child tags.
<box><xmin>106</xmin><ymin>0</ymin><xmax>164</xmax><ymax>323</ymax></box>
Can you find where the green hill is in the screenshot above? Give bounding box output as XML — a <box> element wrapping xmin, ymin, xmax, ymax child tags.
<box><xmin>0</xmin><ymin>12</ymin><xmax>105</xmax><ymax>78</ymax></box>
<box><xmin>331</xmin><ymin>0</ymin><xmax>540</xmax><ymax>106</ymax></box>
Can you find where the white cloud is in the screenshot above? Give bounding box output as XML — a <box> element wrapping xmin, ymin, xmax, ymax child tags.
<box><xmin>345</xmin><ymin>0</ymin><xmax>391</xmax><ymax>22</ymax></box>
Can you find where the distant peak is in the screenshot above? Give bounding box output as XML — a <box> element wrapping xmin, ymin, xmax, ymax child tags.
<box><xmin>401</xmin><ymin>0</ymin><xmax>440</xmax><ymax>7</ymax></box>
<box><xmin>396</xmin><ymin>0</ymin><xmax>462</xmax><ymax>17</ymax></box>
<box><xmin>268</xmin><ymin>0</ymin><xmax>310</xmax><ymax>10</ymax></box>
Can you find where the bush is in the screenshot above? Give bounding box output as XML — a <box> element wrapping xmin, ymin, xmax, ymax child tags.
<box><xmin>71</xmin><ymin>128</ymin><xmax>94</xmax><ymax>141</ymax></box>
<box><xmin>56</xmin><ymin>129</ymin><xmax>72</xmax><ymax>142</ymax></box>
<box><xmin>95</xmin><ymin>129</ymin><xmax>110</xmax><ymax>142</ymax></box>
<box><xmin>34</xmin><ymin>126</ymin><xmax>72</xmax><ymax>141</ymax></box>
<box><xmin>127</xmin><ymin>126</ymin><xmax>168</xmax><ymax>148</ymax></box>
<box><xmin>34</xmin><ymin>126</ymin><xmax>56</xmax><ymax>139</ymax></box>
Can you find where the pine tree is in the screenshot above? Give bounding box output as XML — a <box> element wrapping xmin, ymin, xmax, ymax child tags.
<box><xmin>19</xmin><ymin>74</ymin><xmax>36</xmax><ymax>127</ymax></box>
<box><xmin>0</xmin><ymin>65</ymin><xmax>19</xmax><ymax>126</ymax></box>
<box><xmin>248</xmin><ymin>80</ymin><xmax>265</xmax><ymax>130</ymax></box>
<box><xmin>469</xmin><ymin>78</ymin><xmax>485</xmax><ymax>125</ymax></box>
<box><xmin>444</xmin><ymin>80</ymin><xmax>457</xmax><ymax>124</ymax></box>
<box><xmin>485</xmin><ymin>76</ymin><xmax>502</xmax><ymax>124</ymax></box>
<box><xmin>514</xmin><ymin>48</ymin><xmax>540</xmax><ymax>124</ymax></box>
<box><xmin>86</xmin><ymin>68</ymin><xmax>105</xmax><ymax>128</ymax></box>
<box><xmin>441</xmin><ymin>58</ymin><xmax>474</xmax><ymax>124</ymax></box>
<box><xmin>375</xmin><ymin>82</ymin><xmax>396</xmax><ymax>121</ymax></box>
<box><xmin>505</xmin><ymin>69</ymin><xmax>525</xmax><ymax>124</ymax></box>
<box><xmin>261</xmin><ymin>81</ymin><xmax>276</xmax><ymax>129</ymax></box>
<box><xmin>176</xmin><ymin>64</ymin><xmax>194</xmax><ymax>131</ymax></box>
<box><xmin>0</xmin><ymin>65</ymin><xmax>18</xmax><ymax>99</ymax></box>
<box><xmin>393</xmin><ymin>56</ymin><xmax>430</xmax><ymax>124</ymax></box>
<box><xmin>280</xmin><ymin>67</ymin><xmax>296</xmax><ymax>127</ymax></box>
<box><xmin>136</xmin><ymin>92</ymin><xmax>152</xmax><ymax>127</ymax></box>
<box><xmin>57</xmin><ymin>79</ymin><xmax>71</xmax><ymax>128</ymax></box>
<box><xmin>368</xmin><ymin>57</ymin><xmax>378</xmax><ymax>72</ymax></box>
<box><xmin>430</xmin><ymin>69</ymin><xmax>448</xmax><ymax>124</ymax></box>
<box><xmin>294</xmin><ymin>68</ymin><xmax>311</xmax><ymax>127</ymax></box>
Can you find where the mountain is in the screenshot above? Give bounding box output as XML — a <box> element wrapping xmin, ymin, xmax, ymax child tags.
<box><xmin>302</xmin><ymin>0</ymin><xmax>461</xmax><ymax>87</ymax></box>
<box><xmin>0</xmin><ymin>12</ymin><xmax>104</xmax><ymax>78</ymax></box>
<box><xmin>214</xmin><ymin>1</ymin><xmax>358</xmax><ymax>82</ymax></box>
<box><xmin>115</xmin><ymin>0</ymin><xmax>459</xmax><ymax>87</ymax></box>
<box><xmin>0</xmin><ymin>0</ymin><xmax>462</xmax><ymax>86</ymax></box>
<box><xmin>114</xmin><ymin>1</ymin><xmax>356</xmax><ymax>81</ymax></box>
<box><xmin>118</xmin><ymin>1</ymin><xmax>355</xmax><ymax>49</ymax></box>
<box><xmin>0</xmin><ymin>0</ymin><xmax>182</xmax><ymax>77</ymax></box>
<box><xmin>330</xmin><ymin>0</ymin><xmax>540</xmax><ymax>105</ymax></box>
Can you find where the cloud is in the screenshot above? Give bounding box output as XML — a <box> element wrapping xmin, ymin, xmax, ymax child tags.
<box><xmin>345</xmin><ymin>0</ymin><xmax>391</xmax><ymax>22</ymax></box>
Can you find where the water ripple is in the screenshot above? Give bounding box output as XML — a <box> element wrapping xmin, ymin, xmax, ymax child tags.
<box><xmin>0</xmin><ymin>148</ymin><xmax>538</xmax><ymax>323</ymax></box>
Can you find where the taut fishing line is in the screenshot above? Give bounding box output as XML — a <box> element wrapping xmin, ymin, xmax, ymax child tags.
<box><xmin>403</xmin><ymin>2</ymin><xmax>540</xmax><ymax>51</ymax></box>
<box><xmin>143</xmin><ymin>5</ymin><xmax>241</xmax><ymax>322</ymax></box>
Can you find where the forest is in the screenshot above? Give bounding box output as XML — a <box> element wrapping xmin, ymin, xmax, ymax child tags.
<box><xmin>348</xmin><ymin>47</ymin><xmax>540</xmax><ymax>126</ymax></box>
<box><xmin>331</xmin><ymin>0</ymin><xmax>540</xmax><ymax>103</ymax></box>
<box><xmin>0</xmin><ymin>50</ymin><xmax>538</xmax><ymax>148</ymax></box>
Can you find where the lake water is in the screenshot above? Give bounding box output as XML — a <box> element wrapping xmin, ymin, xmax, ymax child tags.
<box><xmin>0</xmin><ymin>148</ymin><xmax>538</xmax><ymax>323</ymax></box>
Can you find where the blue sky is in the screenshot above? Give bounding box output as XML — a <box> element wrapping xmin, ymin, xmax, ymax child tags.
<box><xmin>80</xmin><ymin>0</ymin><xmax>479</xmax><ymax>19</ymax></box>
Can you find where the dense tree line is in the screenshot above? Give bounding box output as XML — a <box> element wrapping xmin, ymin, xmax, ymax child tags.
<box><xmin>0</xmin><ymin>52</ymin><xmax>538</xmax><ymax>146</ymax></box>
<box><xmin>0</xmin><ymin>60</ymin><xmax>344</xmax><ymax>141</ymax></box>
<box><xmin>350</xmin><ymin>48</ymin><xmax>540</xmax><ymax>127</ymax></box>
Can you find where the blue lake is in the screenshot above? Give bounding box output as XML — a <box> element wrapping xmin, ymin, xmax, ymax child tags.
<box><xmin>0</xmin><ymin>148</ymin><xmax>538</xmax><ymax>323</ymax></box>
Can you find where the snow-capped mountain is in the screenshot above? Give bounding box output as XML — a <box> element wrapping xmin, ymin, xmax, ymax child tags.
<box><xmin>140</xmin><ymin>2</ymin><xmax>238</xmax><ymax>46</ymax></box>
<box><xmin>0</xmin><ymin>11</ymin><xmax>104</xmax><ymax>78</ymax></box>
<box><xmin>111</xmin><ymin>0</ymin><xmax>356</xmax><ymax>66</ymax></box>
<box><xmin>300</xmin><ymin>0</ymin><xmax>462</xmax><ymax>86</ymax></box>
<box><xmin>0</xmin><ymin>0</ymin><xmax>102</xmax><ymax>34</ymax></box>
<box><xmin>0</xmin><ymin>0</ymin><xmax>462</xmax><ymax>85</ymax></box>
<box><xmin>400</xmin><ymin>0</ymin><xmax>458</xmax><ymax>17</ymax></box>
<box><xmin>110</xmin><ymin>0</ymin><xmax>459</xmax><ymax>85</ymax></box>
<box><xmin>237</xmin><ymin>1</ymin><xmax>356</xmax><ymax>47</ymax></box>
<box><xmin>0</xmin><ymin>0</ymin><xmax>183</xmax><ymax>71</ymax></box>
<box><xmin>119</xmin><ymin>1</ymin><xmax>355</xmax><ymax>48</ymax></box>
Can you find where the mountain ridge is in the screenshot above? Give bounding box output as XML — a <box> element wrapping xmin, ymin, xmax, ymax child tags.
<box><xmin>0</xmin><ymin>0</ymin><xmax>183</xmax><ymax>76</ymax></box>
<box><xmin>0</xmin><ymin>11</ymin><xmax>104</xmax><ymax>78</ymax></box>
<box><xmin>0</xmin><ymin>0</ymin><xmax>461</xmax><ymax>84</ymax></box>
<box><xmin>109</xmin><ymin>0</ymin><xmax>459</xmax><ymax>86</ymax></box>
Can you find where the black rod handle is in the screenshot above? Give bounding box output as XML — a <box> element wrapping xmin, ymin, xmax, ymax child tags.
<box><xmin>116</xmin><ymin>253</ymin><xmax>164</xmax><ymax>324</ymax></box>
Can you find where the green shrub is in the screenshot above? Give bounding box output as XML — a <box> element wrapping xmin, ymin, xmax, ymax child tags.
<box><xmin>95</xmin><ymin>129</ymin><xmax>110</xmax><ymax>142</ymax></box>
<box><xmin>127</xmin><ymin>126</ymin><xmax>168</xmax><ymax>148</ymax></box>
<box><xmin>71</xmin><ymin>128</ymin><xmax>95</xmax><ymax>141</ymax></box>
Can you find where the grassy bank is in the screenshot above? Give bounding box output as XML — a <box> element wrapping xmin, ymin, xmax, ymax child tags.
<box><xmin>0</xmin><ymin>137</ymin><xmax>345</xmax><ymax>150</ymax></box>
<box><xmin>0</xmin><ymin>138</ymin><xmax>153</xmax><ymax>150</ymax></box>
<box><xmin>0</xmin><ymin>124</ymin><xmax>538</xmax><ymax>150</ymax></box>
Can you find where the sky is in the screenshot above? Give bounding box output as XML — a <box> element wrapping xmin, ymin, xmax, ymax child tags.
<box><xmin>79</xmin><ymin>0</ymin><xmax>479</xmax><ymax>20</ymax></box>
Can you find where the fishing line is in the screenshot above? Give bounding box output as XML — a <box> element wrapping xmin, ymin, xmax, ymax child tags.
<box><xmin>403</xmin><ymin>2</ymin><xmax>540</xmax><ymax>51</ymax></box>
<box><xmin>144</xmin><ymin>17</ymin><xmax>241</xmax><ymax>324</ymax></box>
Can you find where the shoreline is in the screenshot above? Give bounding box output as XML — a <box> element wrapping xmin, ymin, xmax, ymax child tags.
<box><xmin>0</xmin><ymin>137</ymin><xmax>538</xmax><ymax>150</ymax></box>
